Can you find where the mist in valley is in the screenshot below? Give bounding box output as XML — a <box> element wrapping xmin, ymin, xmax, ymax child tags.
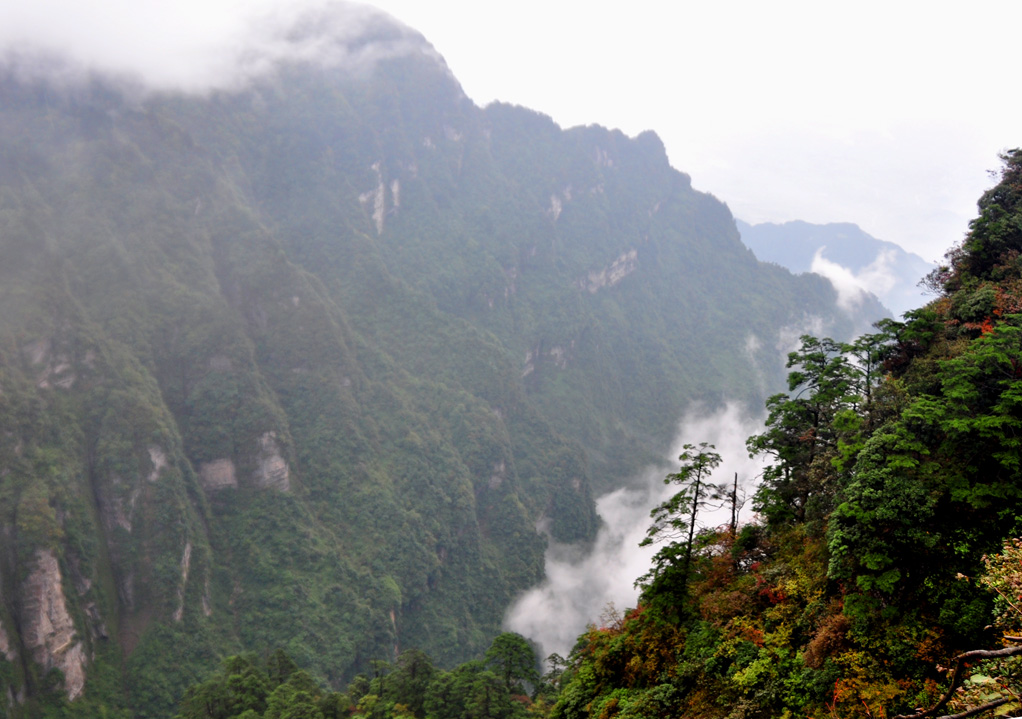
<box><xmin>505</xmin><ymin>402</ymin><xmax>768</xmax><ymax>660</ymax></box>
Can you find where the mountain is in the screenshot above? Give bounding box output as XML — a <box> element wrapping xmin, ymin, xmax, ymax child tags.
<box><xmin>548</xmin><ymin>150</ymin><xmax>1022</xmax><ymax>719</ymax></box>
<box><xmin>0</xmin><ymin>8</ymin><xmax>884</xmax><ymax>717</ymax></box>
<box><xmin>737</xmin><ymin>219</ymin><xmax>936</xmax><ymax>317</ymax></box>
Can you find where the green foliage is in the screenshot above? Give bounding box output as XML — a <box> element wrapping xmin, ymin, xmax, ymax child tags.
<box><xmin>553</xmin><ymin>156</ymin><xmax>1022</xmax><ymax>716</ymax></box>
<box><xmin>485</xmin><ymin>633</ymin><xmax>540</xmax><ymax>695</ymax></box>
<box><xmin>166</xmin><ymin>646</ymin><xmax>539</xmax><ymax>719</ymax></box>
<box><xmin>748</xmin><ymin>334</ymin><xmax>887</xmax><ymax>525</ymax></box>
<box><xmin>0</xmin><ymin>25</ymin><xmax>888</xmax><ymax>716</ymax></box>
<box><xmin>637</xmin><ymin>443</ymin><xmax>723</xmax><ymax>619</ymax></box>
<box><xmin>176</xmin><ymin>653</ymin><xmax>346</xmax><ymax>719</ymax></box>
<box><xmin>827</xmin><ymin>425</ymin><xmax>936</xmax><ymax>594</ymax></box>
<box><xmin>424</xmin><ymin>661</ymin><xmax>525</xmax><ymax>719</ymax></box>
<box><xmin>938</xmin><ymin>148</ymin><xmax>1022</xmax><ymax>290</ymax></box>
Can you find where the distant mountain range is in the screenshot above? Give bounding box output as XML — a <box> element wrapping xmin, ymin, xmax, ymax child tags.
<box><xmin>737</xmin><ymin>219</ymin><xmax>936</xmax><ymax>317</ymax></box>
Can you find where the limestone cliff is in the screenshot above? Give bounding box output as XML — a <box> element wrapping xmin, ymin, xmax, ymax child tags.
<box><xmin>20</xmin><ymin>551</ymin><xmax>86</xmax><ymax>701</ymax></box>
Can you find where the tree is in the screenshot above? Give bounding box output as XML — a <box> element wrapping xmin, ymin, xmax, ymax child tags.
<box><xmin>484</xmin><ymin>632</ymin><xmax>539</xmax><ymax>695</ymax></box>
<box><xmin>827</xmin><ymin>424</ymin><xmax>937</xmax><ymax>595</ymax></box>
<box><xmin>424</xmin><ymin>661</ymin><xmax>523</xmax><ymax>719</ymax></box>
<box><xmin>266</xmin><ymin>649</ymin><xmax>300</xmax><ymax>687</ymax></box>
<box><xmin>892</xmin><ymin>539</ymin><xmax>1022</xmax><ymax>719</ymax></box>
<box><xmin>748</xmin><ymin>336</ymin><xmax>861</xmax><ymax>524</ymax></box>
<box><xmin>844</xmin><ymin>324</ymin><xmax>898</xmax><ymax>431</ymax></box>
<box><xmin>177</xmin><ymin>655</ymin><xmax>271</xmax><ymax>719</ymax></box>
<box><xmin>265</xmin><ymin>679</ymin><xmax>325</xmax><ymax>719</ymax></box>
<box><xmin>381</xmin><ymin>649</ymin><xmax>437</xmax><ymax>717</ymax></box>
<box><xmin>940</xmin><ymin>148</ymin><xmax>1022</xmax><ymax>291</ymax></box>
<box><xmin>638</xmin><ymin>442</ymin><xmax>724</xmax><ymax>615</ymax></box>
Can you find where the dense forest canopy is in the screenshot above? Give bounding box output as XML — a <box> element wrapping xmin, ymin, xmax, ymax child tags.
<box><xmin>0</xmin><ymin>12</ymin><xmax>883</xmax><ymax>718</ymax></box>
<box><xmin>545</xmin><ymin>148</ymin><xmax>1022</xmax><ymax>719</ymax></box>
<box><xmin>166</xmin><ymin>149</ymin><xmax>1022</xmax><ymax>718</ymax></box>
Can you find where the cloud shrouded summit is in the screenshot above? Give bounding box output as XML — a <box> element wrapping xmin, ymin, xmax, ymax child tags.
<box><xmin>0</xmin><ymin>0</ymin><xmax>446</xmax><ymax>92</ymax></box>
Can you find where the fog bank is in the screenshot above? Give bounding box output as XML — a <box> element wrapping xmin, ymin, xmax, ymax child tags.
<box><xmin>0</xmin><ymin>0</ymin><xmax>442</xmax><ymax>93</ymax></box>
<box><xmin>505</xmin><ymin>402</ymin><xmax>766</xmax><ymax>659</ymax></box>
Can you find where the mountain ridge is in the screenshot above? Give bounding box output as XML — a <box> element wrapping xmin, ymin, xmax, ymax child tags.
<box><xmin>737</xmin><ymin>218</ymin><xmax>935</xmax><ymax>317</ymax></box>
<box><xmin>0</xmin><ymin>16</ymin><xmax>885</xmax><ymax>716</ymax></box>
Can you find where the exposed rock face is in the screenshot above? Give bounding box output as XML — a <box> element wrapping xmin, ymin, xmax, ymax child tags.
<box><xmin>173</xmin><ymin>542</ymin><xmax>192</xmax><ymax>622</ymax></box>
<box><xmin>21</xmin><ymin>338</ymin><xmax>50</xmax><ymax>366</ymax></box>
<box><xmin>147</xmin><ymin>446</ymin><xmax>167</xmax><ymax>483</ymax></box>
<box><xmin>548</xmin><ymin>194</ymin><xmax>563</xmax><ymax>221</ymax></box>
<box><xmin>359</xmin><ymin>161</ymin><xmax>386</xmax><ymax>235</ymax></box>
<box><xmin>390</xmin><ymin>178</ymin><xmax>401</xmax><ymax>209</ymax></box>
<box><xmin>201</xmin><ymin>577</ymin><xmax>213</xmax><ymax>617</ymax></box>
<box><xmin>522</xmin><ymin>349</ymin><xmax>537</xmax><ymax>378</ymax></box>
<box><xmin>594</xmin><ymin>146</ymin><xmax>614</xmax><ymax>167</ymax></box>
<box><xmin>583</xmin><ymin>249</ymin><xmax>638</xmax><ymax>293</ymax></box>
<box><xmin>99</xmin><ymin>479</ymin><xmax>136</xmax><ymax>533</ymax></box>
<box><xmin>548</xmin><ymin>345</ymin><xmax>570</xmax><ymax>369</ymax></box>
<box><xmin>0</xmin><ymin>617</ymin><xmax>15</xmax><ymax>661</ymax></box>
<box><xmin>21</xmin><ymin>338</ymin><xmax>77</xmax><ymax>390</ymax></box>
<box><xmin>20</xmin><ymin>550</ymin><xmax>87</xmax><ymax>701</ymax></box>
<box><xmin>488</xmin><ymin>461</ymin><xmax>506</xmax><ymax>490</ymax></box>
<box><xmin>254</xmin><ymin>432</ymin><xmax>290</xmax><ymax>491</ymax></box>
<box><xmin>199</xmin><ymin>459</ymin><xmax>237</xmax><ymax>491</ymax></box>
<box><xmin>521</xmin><ymin>341</ymin><xmax>576</xmax><ymax>377</ymax></box>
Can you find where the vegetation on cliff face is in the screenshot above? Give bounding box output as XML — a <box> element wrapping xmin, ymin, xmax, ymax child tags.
<box><xmin>0</xmin><ymin>14</ymin><xmax>881</xmax><ymax>718</ymax></box>
<box><xmin>164</xmin><ymin>156</ymin><xmax>1022</xmax><ymax>719</ymax></box>
<box><xmin>174</xmin><ymin>632</ymin><xmax>547</xmax><ymax>719</ymax></box>
<box><xmin>543</xmin><ymin>149</ymin><xmax>1022</xmax><ymax>719</ymax></box>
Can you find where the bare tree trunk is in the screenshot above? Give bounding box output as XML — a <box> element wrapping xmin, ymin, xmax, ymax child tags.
<box><xmin>682</xmin><ymin>468</ymin><xmax>702</xmax><ymax>582</ymax></box>
<box><xmin>730</xmin><ymin>472</ymin><xmax>738</xmax><ymax>536</ymax></box>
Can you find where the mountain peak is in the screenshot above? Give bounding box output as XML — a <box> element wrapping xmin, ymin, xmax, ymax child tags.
<box><xmin>0</xmin><ymin>0</ymin><xmax>451</xmax><ymax>95</ymax></box>
<box><xmin>237</xmin><ymin>1</ymin><xmax>448</xmax><ymax>83</ymax></box>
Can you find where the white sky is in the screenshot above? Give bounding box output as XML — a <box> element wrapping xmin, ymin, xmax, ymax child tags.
<box><xmin>2</xmin><ymin>0</ymin><xmax>1019</xmax><ymax>262</ymax></box>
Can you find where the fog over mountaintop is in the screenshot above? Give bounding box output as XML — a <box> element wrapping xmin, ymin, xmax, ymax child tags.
<box><xmin>0</xmin><ymin>0</ymin><xmax>442</xmax><ymax>92</ymax></box>
<box><xmin>5</xmin><ymin>0</ymin><xmax>1021</xmax><ymax>272</ymax></box>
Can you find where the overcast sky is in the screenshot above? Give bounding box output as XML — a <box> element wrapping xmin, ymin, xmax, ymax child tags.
<box><xmin>1</xmin><ymin>0</ymin><xmax>1018</xmax><ymax>262</ymax></box>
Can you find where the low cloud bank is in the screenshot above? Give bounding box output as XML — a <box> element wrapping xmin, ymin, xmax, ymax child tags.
<box><xmin>0</xmin><ymin>0</ymin><xmax>443</xmax><ymax>93</ymax></box>
<box><xmin>505</xmin><ymin>402</ymin><xmax>766</xmax><ymax>660</ymax></box>
<box><xmin>810</xmin><ymin>246</ymin><xmax>897</xmax><ymax>312</ymax></box>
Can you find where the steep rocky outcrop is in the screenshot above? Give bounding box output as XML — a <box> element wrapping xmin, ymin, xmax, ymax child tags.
<box><xmin>253</xmin><ymin>432</ymin><xmax>290</xmax><ymax>492</ymax></box>
<box><xmin>20</xmin><ymin>551</ymin><xmax>86</xmax><ymax>701</ymax></box>
<box><xmin>199</xmin><ymin>459</ymin><xmax>238</xmax><ymax>491</ymax></box>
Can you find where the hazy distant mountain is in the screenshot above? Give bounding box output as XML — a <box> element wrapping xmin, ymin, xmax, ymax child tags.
<box><xmin>0</xmin><ymin>10</ymin><xmax>885</xmax><ymax>715</ymax></box>
<box><xmin>737</xmin><ymin>219</ymin><xmax>936</xmax><ymax>317</ymax></box>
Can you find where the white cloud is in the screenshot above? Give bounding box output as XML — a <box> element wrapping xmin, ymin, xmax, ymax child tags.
<box><xmin>856</xmin><ymin>249</ymin><xmax>900</xmax><ymax>298</ymax></box>
<box><xmin>0</xmin><ymin>0</ymin><xmax>441</xmax><ymax>92</ymax></box>
<box><xmin>810</xmin><ymin>248</ymin><xmax>871</xmax><ymax>312</ymax></box>
<box><xmin>504</xmin><ymin>402</ymin><xmax>765</xmax><ymax>659</ymax></box>
<box><xmin>776</xmin><ymin>314</ymin><xmax>826</xmax><ymax>357</ymax></box>
<box><xmin>809</xmin><ymin>246</ymin><xmax>898</xmax><ymax>313</ymax></box>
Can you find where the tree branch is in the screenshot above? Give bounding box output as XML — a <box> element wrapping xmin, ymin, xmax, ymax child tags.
<box><xmin>935</xmin><ymin>696</ymin><xmax>1014</xmax><ymax>719</ymax></box>
<box><xmin>893</xmin><ymin>645</ymin><xmax>1022</xmax><ymax>719</ymax></box>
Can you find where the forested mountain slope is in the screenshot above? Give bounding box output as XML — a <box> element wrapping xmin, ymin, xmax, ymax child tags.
<box><xmin>549</xmin><ymin>150</ymin><xmax>1022</xmax><ymax>719</ymax></box>
<box><xmin>0</xmin><ymin>8</ymin><xmax>880</xmax><ymax>717</ymax></box>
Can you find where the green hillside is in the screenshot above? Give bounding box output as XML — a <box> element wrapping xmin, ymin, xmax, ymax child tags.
<box><xmin>543</xmin><ymin>150</ymin><xmax>1022</xmax><ymax>719</ymax></box>
<box><xmin>0</xmin><ymin>14</ymin><xmax>879</xmax><ymax>718</ymax></box>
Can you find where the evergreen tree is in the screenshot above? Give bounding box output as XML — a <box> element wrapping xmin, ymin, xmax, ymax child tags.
<box><xmin>638</xmin><ymin>442</ymin><xmax>724</xmax><ymax>618</ymax></box>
